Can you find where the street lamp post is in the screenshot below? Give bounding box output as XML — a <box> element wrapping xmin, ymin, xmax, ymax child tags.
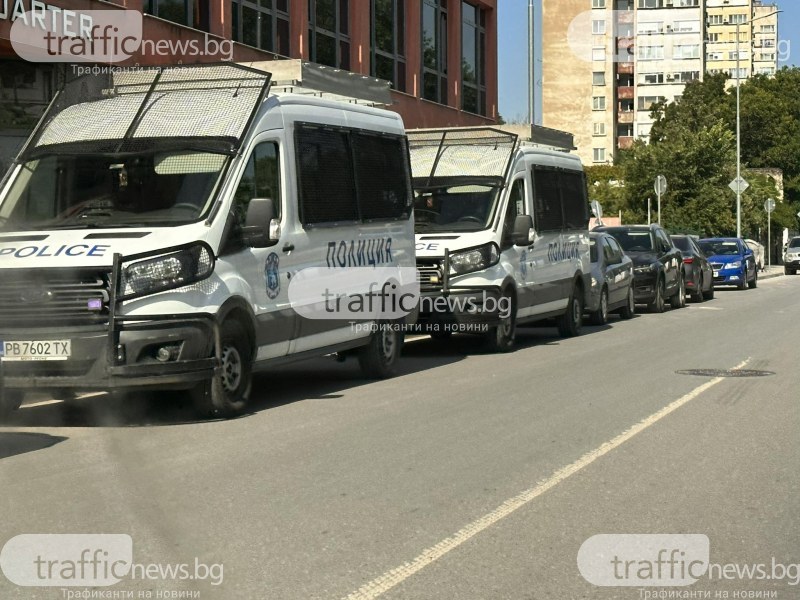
<box><xmin>735</xmin><ymin>9</ymin><xmax>782</xmax><ymax>238</ymax></box>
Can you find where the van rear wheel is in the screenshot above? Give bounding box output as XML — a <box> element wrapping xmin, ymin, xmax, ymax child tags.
<box><xmin>192</xmin><ymin>319</ymin><xmax>252</xmax><ymax>419</ymax></box>
<box><xmin>358</xmin><ymin>322</ymin><xmax>403</xmax><ymax>379</ymax></box>
<box><xmin>556</xmin><ymin>283</ymin><xmax>583</xmax><ymax>337</ymax></box>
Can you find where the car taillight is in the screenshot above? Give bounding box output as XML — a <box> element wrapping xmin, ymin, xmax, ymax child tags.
<box><xmin>683</xmin><ymin>257</ymin><xmax>694</xmax><ymax>264</ymax></box>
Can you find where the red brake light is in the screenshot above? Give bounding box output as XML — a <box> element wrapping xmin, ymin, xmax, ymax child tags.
<box><xmin>683</xmin><ymin>257</ymin><xmax>694</xmax><ymax>264</ymax></box>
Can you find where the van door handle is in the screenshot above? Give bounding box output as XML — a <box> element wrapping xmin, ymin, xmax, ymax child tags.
<box><xmin>282</xmin><ymin>243</ymin><xmax>294</xmax><ymax>253</ymax></box>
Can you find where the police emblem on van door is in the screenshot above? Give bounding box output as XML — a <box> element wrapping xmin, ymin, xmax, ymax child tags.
<box><xmin>265</xmin><ymin>253</ymin><xmax>281</xmax><ymax>299</ymax></box>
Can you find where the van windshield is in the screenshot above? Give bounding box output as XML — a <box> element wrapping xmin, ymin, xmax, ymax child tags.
<box><xmin>413</xmin><ymin>184</ymin><xmax>501</xmax><ymax>233</ymax></box>
<box><xmin>0</xmin><ymin>150</ymin><xmax>228</xmax><ymax>231</ymax></box>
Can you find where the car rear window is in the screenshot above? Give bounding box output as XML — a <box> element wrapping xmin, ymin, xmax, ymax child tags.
<box><xmin>671</xmin><ymin>237</ymin><xmax>690</xmax><ymax>251</ymax></box>
<box><xmin>790</xmin><ymin>238</ymin><xmax>800</xmax><ymax>249</ymax></box>
<box><xmin>607</xmin><ymin>230</ymin><xmax>653</xmax><ymax>252</ymax></box>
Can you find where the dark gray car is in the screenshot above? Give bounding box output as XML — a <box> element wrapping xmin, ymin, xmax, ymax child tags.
<box><xmin>585</xmin><ymin>232</ymin><xmax>636</xmax><ymax>325</ymax></box>
<box><xmin>671</xmin><ymin>234</ymin><xmax>714</xmax><ymax>302</ymax></box>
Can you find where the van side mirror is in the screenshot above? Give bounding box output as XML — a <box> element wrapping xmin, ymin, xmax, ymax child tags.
<box><xmin>241</xmin><ymin>198</ymin><xmax>280</xmax><ymax>248</ymax></box>
<box><xmin>512</xmin><ymin>215</ymin><xmax>535</xmax><ymax>246</ymax></box>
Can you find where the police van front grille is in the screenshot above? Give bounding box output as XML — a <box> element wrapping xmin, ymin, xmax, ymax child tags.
<box><xmin>417</xmin><ymin>262</ymin><xmax>443</xmax><ymax>293</ymax></box>
<box><xmin>0</xmin><ymin>269</ymin><xmax>110</xmax><ymax>328</ymax></box>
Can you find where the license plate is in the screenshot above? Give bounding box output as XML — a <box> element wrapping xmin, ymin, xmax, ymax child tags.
<box><xmin>713</xmin><ymin>271</ymin><xmax>720</xmax><ymax>277</ymax></box>
<box><xmin>0</xmin><ymin>340</ymin><xmax>71</xmax><ymax>361</ymax></box>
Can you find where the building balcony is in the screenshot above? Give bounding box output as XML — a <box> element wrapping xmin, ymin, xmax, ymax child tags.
<box><xmin>617</xmin><ymin>112</ymin><xmax>635</xmax><ymax>124</ymax></box>
<box><xmin>618</xmin><ymin>136</ymin><xmax>635</xmax><ymax>150</ymax></box>
<box><xmin>617</xmin><ymin>37</ymin><xmax>635</xmax><ymax>52</ymax></box>
<box><xmin>617</xmin><ymin>62</ymin><xmax>635</xmax><ymax>74</ymax></box>
<box><xmin>616</xmin><ymin>12</ymin><xmax>634</xmax><ymax>25</ymax></box>
<box><xmin>618</xmin><ymin>86</ymin><xmax>635</xmax><ymax>99</ymax></box>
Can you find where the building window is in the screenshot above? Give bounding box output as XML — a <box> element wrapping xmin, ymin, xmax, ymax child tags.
<box><xmin>231</xmin><ymin>0</ymin><xmax>290</xmax><ymax>55</ymax></box>
<box><xmin>592</xmin><ymin>47</ymin><xmax>606</xmax><ymax>61</ymax></box>
<box><xmin>637</xmin><ymin>21</ymin><xmax>662</xmax><ymax>35</ymax></box>
<box><xmin>638</xmin><ymin>45</ymin><xmax>664</xmax><ymax>60</ymax></box>
<box><xmin>461</xmin><ymin>1</ymin><xmax>486</xmax><ymax>115</ymax></box>
<box><xmin>707</xmin><ymin>14</ymin><xmax>724</xmax><ymax>26</ymax></box>
<box><xmin>592</xmin><ymin>96</ymin><xmax>606</xmax><ymax>110</ymax></box>
<box><xmin>707</xmin><ymin>33</ymin><xmax>720</xmax><ymax>42</ymax></box>
<box><xmin>371</xmin><ymin>0</ymin><xmax>406</xmax><ymax>92</ymax></box>
<box><xmin>760</xmin><ymin>24</ymin><xmax>776</xmax><ymax>33</ymax></box>
<box><xmin>638</xmin><ymin>95</ymin><xmax>665</xmax><ymax>111</ymax></box>
<box><xmin>145</xmin><ymin>0</ymin><xmax>210</xmax><ymax>31</ymax></box>
<box><xmin>592</xmin><ymin>0</ymin><xmax>605</xmax><ymax>7</ymax></box>
<box><xmin>592</xmin><ymin>19</ymin><xmax>606</xmax><ymax>35</ymax></box>
<box><xmin>593</xmin><ymin>148</ymin><xmax>606</xmax><ymax>163</ymax></box>
<box><xmin>638</xmin><ymin>0</ymin><xmax>660</xmax><ymax>8</ymax></box>
<box><xmin>593</xmin><ymin>122</ymin><xmax>606</xmax><ymax>136</ymax></box>
<box><xmin>309</xmin><ymin>0</ymin><xmax>351</xmax><ymax>70</ymax></box>
<box><xmin>674</xmin><ymin>45</ymin><xmax>700</xmax><ymax>59</ymax></box>
<box><xmin>728</xmin><ymin>14</ymin><xmax>747</xmax><ymax>25</ymax></box>
<box><xmin>593</xmin><ymin>71</ymin><xmax>606</xmax><ymax>85</ymax></box>
<box><xmin>422</xmin><ymin>0</ymin><xmax>447</xmax><ymax>104</ymax></box>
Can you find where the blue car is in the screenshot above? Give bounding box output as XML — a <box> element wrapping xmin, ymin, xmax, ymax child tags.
<box><xmin>698</xmin><ymin>238</ymin><xmax>758</xmax><ymax>290</ymax></box>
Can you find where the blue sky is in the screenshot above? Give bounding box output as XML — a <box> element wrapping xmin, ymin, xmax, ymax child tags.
<box><xmin>497</xmin><ymin>0</ymin><xmax>799</xmax><ymax>124</ymax></box>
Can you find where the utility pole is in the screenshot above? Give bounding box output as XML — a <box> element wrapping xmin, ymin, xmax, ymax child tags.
<box><xmin>528</xmin><ymin>0</ymin><xmax>535</xmax><ymax>126</ymax></box>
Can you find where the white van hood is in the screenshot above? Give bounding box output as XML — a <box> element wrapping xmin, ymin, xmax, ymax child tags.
<box><xmin>0</xmin><ymin>227</ymin><xmax>210</xmax><ymax>269</ymax></box>
<box><xmin>415</xmin><ymin>231</ymin><xmax>494</xmax><ymax>258</ymax></box>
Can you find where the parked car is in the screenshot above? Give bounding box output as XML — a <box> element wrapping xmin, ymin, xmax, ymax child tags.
<box><xmin>745</xmin><ymin>239</ymin><xmax>765</xmax><ymax>271</ymax></box>
<box><xmin>594</xmin><ymin>224</ymin><xmax>685</xmax><ymax>313</ymax></box>
<box><xmin>671</xmin><ymin>234</ymin><xmax>714</xmax><ymax>302</ymax></box>
<box><xmin>585</xmin><ymin>232</ymin><xmax>635</xmax><ymax>325</ymax></box>
<box><xmin>698</xmin><ymin>238</ymin><xmax>758</xmax><ymax>290</ymax></box>
<box><xmin>783</xmin><ymin>236</ymin><xmax>800</xmax><ymax>275</ymax></box>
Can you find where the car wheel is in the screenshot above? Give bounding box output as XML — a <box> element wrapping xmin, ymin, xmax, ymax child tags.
<box><xmin>648</xmin><ymin>278</ymin><xmax>666</xmax><ymax>313</ymax></box>
<box><xmin>702</xmin><ymin>282</ymin><xmax>715</xmax><ymax>301</ymax></box>
<box><xmin>691</xmin><ymin>274</ymin><xmax>704</xmax><ymax>303</ymax></box>
<box><xmin>670</xmin><ymin>275</ymin><xmax>686</xmax><ymax>309</ymax></box>
<box><xmin>192</xmin><ymin>319</ymin><xmax>253</xmax><ymax>419</ymax></box>
<box><xmin>556</xmin><ymin>282</ymin><xmax>584</xmax><ymax>337</ymax></box>
<box><xmin>484</xmin><ymin>290</ymin><xmax>517</xmax><ymax>352</ymax></box>
<box><xmin>0</xmin><ymin>390</ymin><xmax>24</xmax><ymax>421</ymax></box>
<box><xmin>358</xmin><ymin>321</ymin><xmax>404</xmax><ymax>378</ymax></box>
<box><xmin>748</xmin><ymin>269</ymin><xmax>758</xmax><ymax>289</ymax></box>
<box><xmin>589</xmin><ymin>287</ymin><xmax>609</xmax><ymax>326</ymax></box>
<box><xmin>618</xmin><ymin>286</ymin><xmax>635</xmax><ymax>320</ymax></box>
<box><xmin>429</xmin><ymin>328</ymin><xmax>452</xmax><ymax>341</ymax></box>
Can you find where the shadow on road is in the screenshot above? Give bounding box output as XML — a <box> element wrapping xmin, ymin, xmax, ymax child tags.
<box><xmin>4</xmin><ymin>340</ymin><xmax>473</xmax><ymax>428</ymax></box>
<box><xmin>0</xmin><ymin>431</ymin><xmax>67</xmax><ymax>459</ymax></box>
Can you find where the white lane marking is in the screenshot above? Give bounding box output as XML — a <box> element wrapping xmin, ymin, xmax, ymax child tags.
<box><xmin>343</xmin><ymin>357</ymin><xmax>751</xmax><ymax>600</ymax></box>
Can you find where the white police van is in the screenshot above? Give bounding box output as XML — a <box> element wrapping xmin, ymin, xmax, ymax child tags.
<box><xmin>410</xmin><ymin>127</ymin><xmax>590</xmax><ymax>351</ymax></box>
<box><xmin>0</xmin><ymin>63</ymin><xmax>416</xmax><ymax>419</ymax></box>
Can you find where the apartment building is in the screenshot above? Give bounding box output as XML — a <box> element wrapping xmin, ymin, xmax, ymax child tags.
<box><xmin>542</xmin><ymin>0</ymin><xmax>779</xmax><ymax>165</ymax></box>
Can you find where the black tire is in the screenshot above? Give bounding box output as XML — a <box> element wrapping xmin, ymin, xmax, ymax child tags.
<box><xmin>691</xmin><ymin>274</ymin><xmax>704</xmax><ymax>303</ymax></box>
<box><xmin>589</xmin><ymin>287</ymin><xmax>609</xmax><ymax>326</ymax></box>
<box><xmin>784</xmin><ymin>267</ymin><xmax>795</xmax><ymax>276</ymax></box>
<box><xmin>484</xmin><ymin>290</ymin><xmax>517</xmax><ymax>352</ymax></box>
<box><xmin>358</xmin><ymin>322</ymin><xmax>404</xmax><ymax>379</ymax></box>
<box><xmin>748</xmin><ymin>269</ymin><xmax>758</xmax><ymax>289</ymax></box>
<box><xmin>670</xmin><ymin>275</ymin><xmax>686</xmax><ymax>309</ymax></box>
<box><xmin>738</xmin><ymin>276</ymin><xmax>747</xmax><ymax>290</ymax></box>
<box><xmin>702</xmin><ymin>282</ymin><xmax>715</xmax><ymax>301</ymax></box>
<box><xmin>192</xmin><ymin>319</ymin><xmax>253</xmax><ymax>419</ymax></box>
<box><xmin>556</xmin><ymin>282</ymin><xmax>583</xmax><ymax>337</ymax></box>
<box><xmin>429</xmin><ymin>328</ymin><xmax>452</xmax><ymax>341</ymax></box>
<box><xmin>618</xmin><ymin>286</ymin><xmax>635</xmax><ymax>320</ymax></box>
<box><xmin>648</xmin><ymin>278</ymin><xmax>666</xmax><ymax>313</ymax></box>
<box><xmin>0</xmin><ymin>390</ymin><xmax>24</xmax><ymax>421</ymax></box>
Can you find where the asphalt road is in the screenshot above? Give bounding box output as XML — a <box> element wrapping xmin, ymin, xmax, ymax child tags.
<box><xmin>1</xmin><ymin>275</ymin><xmax>799</xmax><ymax>600</ymax></box>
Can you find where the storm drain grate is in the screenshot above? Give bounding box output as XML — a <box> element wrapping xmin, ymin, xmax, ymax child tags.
<box><xmin>676</xmin><ymin>369</ymin><xmax>775</xmax><ymax>378</ymax></box>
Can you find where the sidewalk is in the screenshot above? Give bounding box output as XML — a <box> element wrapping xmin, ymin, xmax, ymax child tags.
<box><xmin>760</xmin><ymin>265</ymin><xmax>784</xmax><ymax>280</ymax></box>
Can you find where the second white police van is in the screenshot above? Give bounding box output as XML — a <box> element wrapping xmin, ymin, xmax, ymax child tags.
<box><xmin>409</xmin><ymin>127</ymin><xmax>591</xmax><ymax>351</ymax></box>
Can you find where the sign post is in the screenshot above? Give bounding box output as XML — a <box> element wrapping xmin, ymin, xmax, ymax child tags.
<box><xmin>654</xmin><ymin>176</ymin><xmax>667</xmax><ymax>225</ymax></box>
<box><xmin>729</xmin><ymin>177</ymin><xmax>750</xmax><ymax>237</ymax></box>
<box><xmin>765</xmin><ymin>198</ymin><xmax>775</xmax><ymax>269</ymax></box>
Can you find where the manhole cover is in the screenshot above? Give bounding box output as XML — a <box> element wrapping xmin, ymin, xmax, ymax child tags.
<box><xmin>676</xmin><ymin>369</ymin><xmax>775</xmax><ymax>378</ymax></box>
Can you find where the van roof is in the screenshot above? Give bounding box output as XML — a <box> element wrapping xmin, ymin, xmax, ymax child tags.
<box><xmin>262</xmin><ymin>93</ymin><xmax>405</xmax><ymax>129</ymax></box>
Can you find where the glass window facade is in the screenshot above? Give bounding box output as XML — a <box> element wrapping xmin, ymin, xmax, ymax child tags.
<box><xmin>371</xmin><ymin>0</ymin><xmax>406</xmax><ymax>92</ymax></box>
<box><xmin>461</xmin><ymin>1</ymin><xmax>486</xmax><ymax>115</ymax></box>
<box><xmin>422</xmin><ymin>0</ymin><xmax>447</xmax><ymax>104</ymax></box>
<box><xmin>231</xmin><ymin>0</ymin><xmax>290</xmax><ymax>55</ymax></box>
<box><xmin>309</xmin><ymin>0</ymin><xmax>351</xmax><ymax>69</ymax></box>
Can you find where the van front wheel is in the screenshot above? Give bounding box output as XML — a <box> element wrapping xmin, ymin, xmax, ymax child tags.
<box><xmin>483</xmin><ymin>290</ymin><xmax>517</xmax><ymax>353</ymax></box>
<box><xmin>192</xmin><ymin>319</ymin><xmax>253</xmax><ymax>419</ymax></box>
<box><xmin>358</xmin><ymin>322</ymin><xmax>403</xmax><ymax>379</ymax></box>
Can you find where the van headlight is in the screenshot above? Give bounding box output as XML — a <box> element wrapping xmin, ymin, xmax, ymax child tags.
<box><xmin>447</xmin><ymin>243</ymin><xmax>501</xmax><ymax>276</ymax></box>
<box><xmin>120</xmin><ymin>243</ymin><xmax>215</xmax><ymax>299</ymax></box>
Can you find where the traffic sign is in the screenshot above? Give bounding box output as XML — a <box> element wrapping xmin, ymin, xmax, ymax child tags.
<box><xmin>591</xmin><ymin>200</ymin><xmax>603</xmax><ymax>219</ymax></box>
<box><xmin>654</xmin><ymin>175</ymin><xmax>667</xmax><ymax>196</ymax></box>
<box><xmin>764</xmin><ymin>198</ymin><xmax>776</xmax><ymax>213</ymax></box>
<box><xmin>729</xmin><ymin>176</ymin><xmax>749</xmax><ymax>194</ymax></box>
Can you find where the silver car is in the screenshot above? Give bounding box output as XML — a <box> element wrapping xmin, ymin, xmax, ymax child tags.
<box><xmin>585</xmin><ymin>232</ymin><xmax>636</xmax><ymax>325</ymax></box>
